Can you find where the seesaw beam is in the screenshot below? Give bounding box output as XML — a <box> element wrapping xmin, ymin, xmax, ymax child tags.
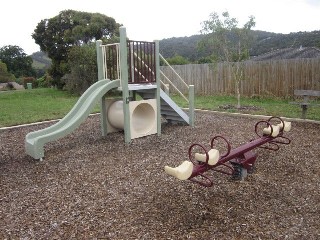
<box><xmin>165</xmin><ymin>117</ymin><xmax>292</xmax><ymax>187</ymax></box>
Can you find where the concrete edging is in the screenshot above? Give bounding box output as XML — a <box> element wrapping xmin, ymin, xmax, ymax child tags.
<box><xmin>193</xmin><ymin>108</ymin><xmax>320</xmax><ymax>125</ymax></box>
<box><xmin>1</xmin><ymin>110</ymin><xmax>319</xmax><ymax>132</ymax></box>
<box><xmin>0</xmin><ymin>113</ymin><xmax>100</xmax><ymax>131</ymax></box>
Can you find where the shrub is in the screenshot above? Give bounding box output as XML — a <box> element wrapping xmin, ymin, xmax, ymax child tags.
<box><xmin>23</xmin><ymin>77</ymin><xmax>35</xmax><ymax>88</ymax></box>
<box><xmin>0</xmin><ymin>61</ymin><xmax>15</xmax><ymax>83</ymax></box>
<box><xmin>36</xmin><ymin>74</ymin><xmax>52</xmax><ymax>88</ymax></box>
<box><xmin>63</xmin><ymin>44</ymin><xmax>97</xmax><ymax>95</ymax></box>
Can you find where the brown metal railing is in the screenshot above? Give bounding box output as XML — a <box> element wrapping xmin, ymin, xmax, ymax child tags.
<box><xmin>127</xmin><ymin>40</ymin><xmax>156</xmax><ymax>83</ymax></box>
<box><xmin>101</xmin><ymin>40</ymin><xmax>156</xmax><ymax>84</ymax></box>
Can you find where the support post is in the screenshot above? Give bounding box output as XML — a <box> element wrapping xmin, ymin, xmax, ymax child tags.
<box><xmin>301</xmin><ymin>104</ymin><xmax>307</xmax><ymax>119</ymax></box>
<box><xmin>96</xmin><ymin>40</ymin><xmax>108</xmax><ymax>136</ymax></box>
<box><xmin>189</xmin><ymin>85</ymin><xmax>195</xmax><ymax>127</ymax></box>
<box><xmin>119</xmin><ymin>27</ymin><xmax>131</xmax><ymax>143</ymax></box>
<box><xmin>96</xmin><ymin>40</ymin><xmax>104</xmax><ymax>81</ymax></box>
<box><xmin>155</xmin><ymin>40</ymin><xmax>161</xmax><ymax>136</ymax></box>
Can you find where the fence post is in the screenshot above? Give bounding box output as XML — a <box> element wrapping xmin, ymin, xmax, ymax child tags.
<box><xmin>189</xmin><ymin>85</ymin><xmax>195</xmax><ymax>127</ymax></box>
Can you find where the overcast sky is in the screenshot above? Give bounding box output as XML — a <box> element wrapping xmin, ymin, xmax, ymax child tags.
<box><xmin>1</xmin><ymin>0</ymin><xmax>319</xmax><ymax>55</ymax></box>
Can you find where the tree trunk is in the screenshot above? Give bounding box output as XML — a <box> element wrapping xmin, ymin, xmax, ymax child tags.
<box><xmin>236</xmin><ymin>80</ymin><xmax>241</xmax><ymax>109</ymax></box>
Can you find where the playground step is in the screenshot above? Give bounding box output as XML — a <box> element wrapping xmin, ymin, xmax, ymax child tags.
<box><xmin>162</xmin><ymin>115</ymin><xmax>188</xmax><ymax>123</ymax></box>
<box><xmin>160</xmin><ymin>106</ymin><xmax>187</xmax><ymax>118</ymax></box>
<box><xmin>160</xmin><ymin>104</ymin><xmax>181</xmax><ymax>112</ymax></box>
<box><xmin>160</xmin><ymin>90</ymin><xmax>189</xmax><ymax>124</ymax></box>
<box><xmin>136</xmin><ymin>89</ymin><xmax>189</xmax><ymax>125</ymax></box>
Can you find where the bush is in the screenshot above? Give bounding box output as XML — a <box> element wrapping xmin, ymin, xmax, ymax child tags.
<box><xmin>0</xmin><ymin>73</ymin><xmax>15</xmax><ymax>83</ymax></box>
<box><xmin>166</xmin><ymin>54</ymin><xmax>190</xmax><ymax>65</ymax></box>
<box><xmin>63</xmin><ymin>44</ymin><xmax>97</xmax><ymax>95</ymax></box>
<box><xmin>0</xmin><ymin>61</ymin><xmax>15</xmax><ymax>83</ymax></box>
<box><xmin>23</xmin><ymin>77</ymin><xmax>35</xmax><ymax>88</ymax></box>
<box><xmin>35</xmin><ymin>74</ymin><xmax>52</xmax><ymax>88</ymax></box>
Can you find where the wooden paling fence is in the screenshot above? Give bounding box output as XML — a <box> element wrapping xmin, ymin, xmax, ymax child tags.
<box><xmin>160</xmin><ymin>58</ymin><xmax>320</xmax><ymax>98</ymax></box>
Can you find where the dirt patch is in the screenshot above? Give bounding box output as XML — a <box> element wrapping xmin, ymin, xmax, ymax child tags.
<box><xmin>0</xmin><ymin>82</ymin><xmax>25</xmax><ymax>91</ymax></box>
<box><xmin>0</xmin><ymin>112</ymin><xmax>319</xmax><ymax>239</ymax></box>
<box><xmin>219</xmin><ymin>104</ymin><xmax>262</xmax><ymax>113</ymax></box>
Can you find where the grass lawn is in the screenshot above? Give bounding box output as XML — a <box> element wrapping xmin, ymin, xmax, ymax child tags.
<box><xmin>0</xmin><ymin>89</ymin><xmax>82</xmax><ymax>127</ymax></box>
<box><xmin>0</xmin><ymin>88</ymin><xmax>319</xmax><ymax>128</ymax></box>
<box><xmin>172</xmin><ymin>94</ymin><xmax>320</xmax><ymax>121</ymax></box>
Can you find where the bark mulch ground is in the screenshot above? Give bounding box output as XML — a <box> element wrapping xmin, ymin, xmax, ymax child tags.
<box><xmin>0</xmin><ymin>112</ymin><xmax>319</xmax><ymax>239</ymax></box>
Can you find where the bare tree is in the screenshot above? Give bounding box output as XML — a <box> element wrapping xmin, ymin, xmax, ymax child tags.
<box><xmin>199</xmin><ymin>11</ymin><xmax>255</xmax><ymax>108</ymax></box>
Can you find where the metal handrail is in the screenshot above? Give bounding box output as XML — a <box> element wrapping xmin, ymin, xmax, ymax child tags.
<box><xmin>132</xmin><ymin>52</ymin><xmax>189</xmax><ymax>102</ymax></box>
<box><xmin>159</xmin><ymin>54</ymin><xmax>190</xmax><ymax>104</ymax></box>
<box><xmin>159</xmin><ymin>54</ymin><xmax>195</xmax><ymax>126</ymax></box>
<box><xmin>160</xmin><ymin>72</ymin><xmax>189</xmax><ymax>102</ymax></box>
<box><xmin>159</xmin><ymin>54</ymin><xmax>189</xmax><ymax>89</ymax></box>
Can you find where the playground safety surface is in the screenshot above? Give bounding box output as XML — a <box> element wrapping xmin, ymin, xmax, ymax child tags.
<box><xmin>1</xmin><ymin>112</ymin><xmax>319</xmax><ymax>239</ymax></box>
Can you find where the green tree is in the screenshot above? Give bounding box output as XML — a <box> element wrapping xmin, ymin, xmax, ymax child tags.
<box><xmin>199</xmin><ymin>11</ymin><xmax>255</xmax><ymax>108</ymax></box>
<box><xmin>197</xmin><ymin>55</ymin><xmax>218</xmax><ymax>64</ymax></box>
<box><xmin>63</xmin><ymin>44</ymin><xmax>97</xmax><ymax>94</ymax></box>
<box><xmin>0</xmin><ymin>61</ymin><xmax>15</xmax><ymax>83</ymax></box>
<box><xmin>166</xmin><ymin>54</ymin><xmax>190</xmax><ymax>65</ymax></box>
<box><xmin>32</xmin><ymin>9</ymin><xmax>121</xmax><ymax>89</ymax></box>
<box><xmin>0</xmin><ymin>45</ymin><xmax>36</xmax><ymax>78</ymax></box>
<box><xmin>63</xmin><ymin>36</ymin><xmax>121</xmax><ymax>94</ymax></box>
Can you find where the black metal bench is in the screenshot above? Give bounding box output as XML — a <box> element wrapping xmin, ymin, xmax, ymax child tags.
<box><xmin>290</xmin><ymin>90</ymin><xmax>320</xmax><ymax>119</ymax></box>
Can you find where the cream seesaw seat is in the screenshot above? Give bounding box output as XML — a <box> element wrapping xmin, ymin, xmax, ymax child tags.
<box><xmin>194</xmin><ymin>148</ymin><xmax>220</xmax><ymax>165</ymax></box>
<box><xmin>164</xmin><ymin>161</ymin><xmax>194</xmax><ymax>180</ymax></box>
<box><xmin>277</xmin><ymin>121</ymin><xmax>291</xmax><ymax>132</ymax></box>
<box><xmin>263</xmin><ymin>120</ymin><xmax>292</xmax><ymax>137</ymax></box>
<box><xmin>164</xmin><ymin>149</ymin><xmax>220</xmax><ymax>180</ymax></box>
<box><xmin>263</xmin><ymin>125</ymin><xmax>280</xmax><ymax>137</ymax></box>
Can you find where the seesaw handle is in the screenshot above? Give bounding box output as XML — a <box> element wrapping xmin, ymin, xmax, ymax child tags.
<box><xmin>210</xmin><ymin>135</ymin><xmax>231</xmax><ymax>158</ymax></box>
<box><xmin>188</xmin><ymin>143</ymin><xmax>208</xmax><ymax>165</ymax></box>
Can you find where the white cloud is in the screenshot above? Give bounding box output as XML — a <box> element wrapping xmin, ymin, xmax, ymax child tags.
<box><xmin>0</xmin><ymin>0</ymin><xmax>319</xmax><ymax>55</ymax></box>
<box><xmin>305</xmin><ymin>0</ymin><xmax>320</xmax><ymax>6</ymax></box>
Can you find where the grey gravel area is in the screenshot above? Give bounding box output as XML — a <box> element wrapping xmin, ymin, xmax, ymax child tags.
<box><xmin>0</xmin><ymin>112</ymin><xmax>319</xmax><ymax>239</ymax></box>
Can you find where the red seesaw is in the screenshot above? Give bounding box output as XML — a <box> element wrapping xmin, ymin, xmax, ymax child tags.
<box><xmin>164</xmin><ymin>117</ymin><xmax>292</xmax><ymax>187</ymax></box>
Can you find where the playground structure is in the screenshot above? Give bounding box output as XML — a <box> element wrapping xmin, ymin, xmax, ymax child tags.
<box><xmin>165</xmin><ymin>117</ymin><xmax>292</xmax><ymax>187</ymax></box>
<box><xmin>25</xmin><ymin>27</ymin><xmax>195</xmax><ymax>160</ymax></box>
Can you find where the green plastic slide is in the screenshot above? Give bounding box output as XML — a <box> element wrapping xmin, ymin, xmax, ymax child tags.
<box><xmin>25</xmin><ymin>79</ymin><xmax>120</xmax><ymax>160</ymax></box>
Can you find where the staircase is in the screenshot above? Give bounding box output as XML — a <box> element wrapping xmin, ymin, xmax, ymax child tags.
<box><xmin>136</xmin><ymin>89</ymin><xmax>189</xmax><ymax>124</ymax></box>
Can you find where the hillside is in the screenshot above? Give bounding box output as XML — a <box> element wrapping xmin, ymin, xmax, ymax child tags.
<box><xmin>251</xmin><ymin>46</ymin><xmax>320</xmax><ymax>61</ymax></box>
<box><xmin>31</xmin><ymin>51</ymin><xmax>52</xmax><ymax>70</ymax></box>
<box><xmin>159</xmin><ymin>30</ymin><xmax>320</xmax><ymax>62</ymax></box>
<box><xmin>30</xmin><ymin>30</ymin><xmax>320</xmax><ymax>71</ymax></box>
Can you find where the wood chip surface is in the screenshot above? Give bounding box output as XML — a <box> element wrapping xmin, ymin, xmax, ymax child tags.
<box><xmin>0</xmin><ymin>112</ymin><xmax>319</xmax><ymax>239</ymax></box>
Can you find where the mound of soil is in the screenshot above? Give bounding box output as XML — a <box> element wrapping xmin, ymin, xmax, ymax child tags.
<box><xmin>0</xmin><ymin>82</ymin><xmax>25</xmax><ymax>91</ymax></box>
<box><xmin>0</xmin><ymin>112</ymin><xmax>319</xmax><ymax>239</ymax></box>
<box><xmin>219</xmin><ymin>104</ymin><xmax>262</xmax><ymax>112</ymax></box>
